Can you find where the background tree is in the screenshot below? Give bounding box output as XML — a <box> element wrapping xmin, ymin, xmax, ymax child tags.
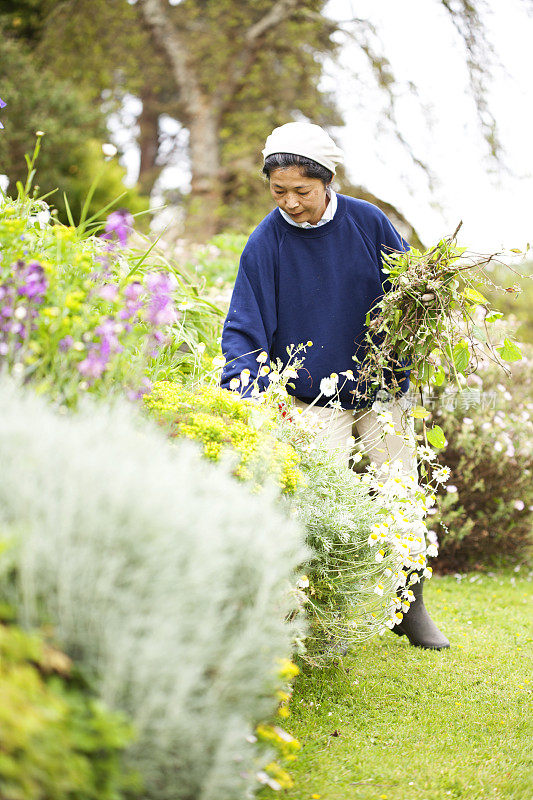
<box><xmin>0</xmin><ymin>2</ymin><xmax>150</xmax><ymax>226</ymax></box>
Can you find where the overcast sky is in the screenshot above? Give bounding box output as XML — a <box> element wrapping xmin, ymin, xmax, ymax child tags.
<box><xmin>324</xmin><ymin>0</ymin><xmax>533</xmax><ymax>251</ymax></box>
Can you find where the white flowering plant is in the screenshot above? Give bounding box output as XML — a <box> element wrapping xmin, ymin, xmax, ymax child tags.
<box><xmin>207</xmin><ymin>347</ymin><xmax>448</xmax><ymax>658</ymax></box>
<box><xmin>425</xmin><ymin>331</ymin><xmax>533</xmax><ymax>571</ymax></box>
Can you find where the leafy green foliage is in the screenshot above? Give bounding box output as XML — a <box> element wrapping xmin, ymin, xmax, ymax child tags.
<box><xmin>0</xmin><ymin>621</ymin><xmax>136</xmax><ymax>800</ymax></box>
<box><xmin>426</xmin><ymin>424</ymin><xmax>447</xmax><ymax>449</ymax></box>
<box><xmin>357</xmin><ymin>227</ymin><xmax>524</xmax><ymax>448</ymax></box>
<box><xmin>496</xmin><ymin>337</ymin><xmax>522</xmax><ymax>362</ymax></box>
<box><xmin>0</xmin><ymin>180</ymin><xmax>221</xmax><ymax>405</ymax></box>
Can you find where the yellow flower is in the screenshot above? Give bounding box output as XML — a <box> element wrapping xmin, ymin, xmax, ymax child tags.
<box><xmin>265</xmin><ymin>762</ymin><xmax>294</xmax><ymax>790</ymax></box>
<box><xmin>276</xmin><ymin>657</ymin><xmax>299</xmax><ymax>680</ymax></box>
<box><xmin>65</xmin><ymin>291</ymin><xmax>85</xmax><ymax>311</ymax></box>
<box><xmin>53</xmin><ymin>225</ymin><xmax>75</xmax><ymax>240</ymax></box>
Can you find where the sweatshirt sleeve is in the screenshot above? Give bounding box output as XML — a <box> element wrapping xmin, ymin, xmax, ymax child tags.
<box><xmin>220</xmin><ymin>237</ymin><xmax>278</xmax><ymax>395</ymax></box>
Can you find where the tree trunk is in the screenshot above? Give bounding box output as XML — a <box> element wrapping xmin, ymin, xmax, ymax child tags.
<box><xmin>138</xmin><ymin>0</ymin><xmax>223</xmax><ymax>242</ymax></box>
<box><xmin>183</xmin><ymin>102</ymin><xmax>222</xmax><ymax>242</ymax></box>
<box><xmin>138</xmin><ymin>83</ymin><xmax>163</xmax><ymax>198</ymax></box>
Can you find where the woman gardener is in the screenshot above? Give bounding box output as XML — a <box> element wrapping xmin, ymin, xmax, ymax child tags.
<box><xmin>220</xmin><ymin>121</ymin><xmax>449</xmax><ymax>650</ymax></box>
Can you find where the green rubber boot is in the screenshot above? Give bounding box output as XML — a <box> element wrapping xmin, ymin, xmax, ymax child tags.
<box><xmin>391</xmin><ymin>575</ymin><xmax>450</xmax><ymax>650</ymax></box>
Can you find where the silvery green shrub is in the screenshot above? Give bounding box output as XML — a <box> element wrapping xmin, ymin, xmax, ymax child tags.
<box><xmin>0</xmin><ymin>379</ymin><xmax>307</xmax><ymax>800</ymax></box>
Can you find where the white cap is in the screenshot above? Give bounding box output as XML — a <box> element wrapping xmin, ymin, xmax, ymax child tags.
<box><xmin>262</xmin><ymin>121</ymin><xmax>344</xmax><ymax>175</ymax></box>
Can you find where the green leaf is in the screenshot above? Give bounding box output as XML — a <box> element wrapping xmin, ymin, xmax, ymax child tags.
<box><xmin>411</xmin><ymin>405</ymin><xmax>430</xmax><ymax>419</ymax></box>
<box><xmin>415</xmin><ymin>362</ymin><xmax>434</xmax><ymax>385</ymax></box>
<box><xmin>496</xmin><ymin>338</ymin><xmax>522</xmax><ymax>362</ymax></box>
<box><xmin>472</xmin><ymin>325</ymin><xmax>487</xmax><ymax>343</ymax></box>
<box><xmin>427</xmin><ymin>425</ymin><xmax>447</xmax><ymax>449</ymax></box>
<box><xmin>431</xmin><ymin>366</ymin><xmax>445</xmax><ymax>386</ymax></box>
<box><xmin>463</xmin><ymin>287</ymin><xmax>488</xmax><ymax>304</ymax></box>
<box><xmin>452</xmin><ymin>341</ymin><xmax>470</xmax><ymax>373</ymax></box>
<box><xmin>485</xmin><ymin>311</ymin><xmax>503</xmax><ymax>323</ymax></box>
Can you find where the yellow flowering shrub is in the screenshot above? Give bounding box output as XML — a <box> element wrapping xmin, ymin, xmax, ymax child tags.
<box><xmin>144</xmin><ymin>382</ymin><xmax>304</xmax><ymax>494</ymax></box>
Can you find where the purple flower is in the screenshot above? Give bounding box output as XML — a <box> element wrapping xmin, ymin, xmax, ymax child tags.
<box><xmin>127</xmin><ymin>377</ymin><xmax>153</xmax><ymax>401</ymax></box>
<box><xmin>78</xmin><ymin>350</ymin><xmax>108</xmax><ymax>380</ymax></box>
<box><xmin>94</xmin><ymin>318</ymin><xmax>124</xmax><ymax>365</ymax></box>
<box><xmin>0</xmin><ymin>258</ymin><xmax>48</xmax><ymax>356</ymax></box>
<box><xmin>100</xmin><ymin>208</ymin><xmax>134</xmax><ymax>248</ymax></box>
<box><xmin>145</xmin><ymin>272</ymin><xmax>179</xmax><ymax>327</ymax></box>
<box><xmin>119</xmin><ymin>281</ymin><xmax>144</xmax><ymax>322</ymax></box>
<box><xmin>76</xmin><ymin>316</ymin><xmax>124</xmax><ymax>382</ymax></box>
<box><xmin>15</xmin><ymin>261</ymin><xmax>47</xmax><ymax>301</ymax></box>
<box><xmin>0</xmin><ymin>97</ymin><xmax>5</xmax><ymax>130</ymax></box>
<box><xmin>59</xmin><ymin>335</ymin><xmax>74</xmax><ymax>352</ymax></box>
<box><xmin>124</xmin><ymin>282</ymin><xmax>143</xmax><ymax>303</ymax></box>
<box><xmin>99</xmin><ymin>283</ymin><xmax>118</xmax><ymax>302</ymax></box>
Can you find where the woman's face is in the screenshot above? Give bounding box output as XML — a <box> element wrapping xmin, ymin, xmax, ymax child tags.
<box><xmin>269</xmin><ymin>166</ymin><xmax>330</xmax><ymax>225</ymax></box>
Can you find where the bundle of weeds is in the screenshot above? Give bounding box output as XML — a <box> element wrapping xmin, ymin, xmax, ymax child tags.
<box><xmin>356</xmin><ymin>223</ymin><xmax>525</xmax><ymax>406</ymax></box>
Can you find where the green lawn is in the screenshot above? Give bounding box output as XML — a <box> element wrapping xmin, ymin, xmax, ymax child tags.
<box><xmin>262</xmin><ymin>570</ymin><xmax>533</xmax><ymax>800</ymax></box>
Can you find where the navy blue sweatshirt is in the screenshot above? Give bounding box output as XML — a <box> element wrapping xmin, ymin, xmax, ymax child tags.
<box><xmin>220</xmin><ymin>194</ymin><xmax>410</xmax><ymax>410</ymax></box>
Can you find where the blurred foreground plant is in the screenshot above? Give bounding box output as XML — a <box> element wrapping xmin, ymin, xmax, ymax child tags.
<box><xmin>0</xmin><ymin>378</ymin><xmax>307</xmax><ymax>800</ymax></box>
